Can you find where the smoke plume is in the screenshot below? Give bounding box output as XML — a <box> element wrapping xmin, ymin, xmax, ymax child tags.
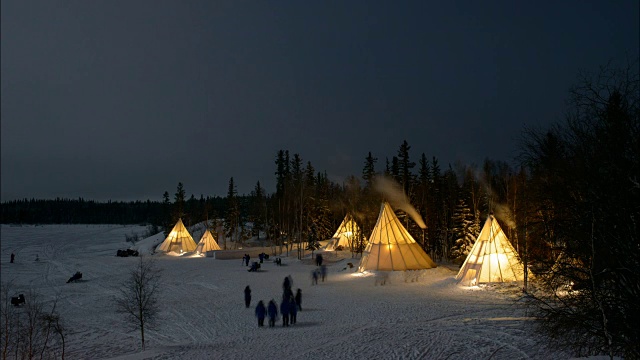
<box><xmin>373</xmin><ymin>176</ymin><xmax>426</xmax><ymax>229</ymax></box>
<box><xmin>493</xmin><ymin>203</ymin><xmax>516</xmax><ymax>229</ymax></box>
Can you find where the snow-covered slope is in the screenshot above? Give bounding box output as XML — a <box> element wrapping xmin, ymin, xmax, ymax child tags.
<box><xmin>1</xmin><ymin>225</ymin><xmax>569</xmax><ymax>359</ymax></box>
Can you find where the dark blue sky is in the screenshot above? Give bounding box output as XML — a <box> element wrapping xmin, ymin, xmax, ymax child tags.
<box><xmin>2</xmin><ymin>1</ymin><xmax>638</xmax><ymax>201</ymax></box>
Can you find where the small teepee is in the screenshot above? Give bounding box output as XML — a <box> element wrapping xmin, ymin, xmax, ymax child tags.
<box><xmin>325</xmin><ymin>214</ymin><xmax>361</xmax><ymax>250</ymax></box>
<box><xmin>156</xmin><ymin>219</ymin><xmax>197</xmax><ymax>254</ymax></box>
<box><xmin>195</xmin><ymin>229</ymin><xmax>221</xmax><ymax>254</ymax></box>
<box><xmin>358</xmin><ymin>202</ymin><xmax>437</xmax><ymax>272</ymax></box>
<box><xmin>455</xmin><ymin>215</ymin><xmax>524</xmax><ymax>285</ymax></box>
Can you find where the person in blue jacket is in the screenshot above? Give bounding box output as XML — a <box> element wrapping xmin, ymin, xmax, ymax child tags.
<box><xmin>280</xmin><ymin>297</ymin><xmax>290</xmax><ymax>327</ymax></box>
<box><xmin>255</xmin><ymin>300</ymin><xmax>266</xmax><ymax>327</ymax></box>
<box><xmin>267</xmin><ymin>300</ymin><xmax>278</xmax><ymax>328</ymax></box>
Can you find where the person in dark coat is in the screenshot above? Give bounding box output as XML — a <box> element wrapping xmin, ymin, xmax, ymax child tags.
<box><xmin>267</xmin><ymin>300</ymin><xmax>278</xmax><ymax>327</ymax></box>
<box><xmin>10</xmin><ymin>252</ymin><xmax>15</xmax><ymax>263</ymax></box>
<box><xmin>244</xmin><ymin>285</ymin><xmax>252</xmax><ymax>308</ymax></box>
<box><xmin>312</xmin><ymin>269</ymin><xmax>318</xmax><ymax>285</ymax></box>
<box><xmin>280</xmin><ymin>298</ymin><xmax>290</xmax><ymax>327</ymax></box>
<box><xmin>246</xmin><ymin>254</ymin><xmax>251</xmax><ymax>266</ymax></box>
<box><xmin>258</xmin><ymin>253</ymin><xmax>264</xmax><ymax>263</ymax></box>
<box><xmin>255</xmin><ymin>300</ymin><xmax>266</xmax><ymax>327</ymax></box>
<box><xmin>295</xmin><ymin>288</ymin><xmax>302</xmax><ymax>311</ymax></box>
<box><xmin>320</xmin><ymin>265</ymin><xmax>327</xmax><ymax>282</ymax></box>
<box><xmin>283</xmin><ymin>276</ymin><xmax>291</xmax><ymax>292</ymax></box>
<box><xmin>289</xmin><ymin>296</ymin><xmax>297</xmax><ymax>325</ymax></box>
<box><xmin>316</xmin><ymin>254</ymin><xmax>323</xmax><ymax>267</ymax></box>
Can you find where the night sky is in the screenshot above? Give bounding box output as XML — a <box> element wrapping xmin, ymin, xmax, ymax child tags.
<box><xmin>2</xmin><ymin>1</ymin><xmax>638</xmax><ymax>202</ymax></box>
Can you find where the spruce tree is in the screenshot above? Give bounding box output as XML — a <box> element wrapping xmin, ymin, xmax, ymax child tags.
<box><xmin>174</xmin><ymin>182</ymin><xmax>186</xmax><ymax>221</ymax></box>
<box><xmin>397</xmin><ymin>140</ymin><xmax>416</xmax><ymax>196</ymax></box>
<box><xmin>250</xmin><ymin>181</ymin><xmax>265</xmax><ymax>240</ymax></box>
<box><xmin>449</xmin><ymin>198</ymin><xmax>476</xmax><ymax>264</ymax></box>
<box><xmin>391</xmin><ymin>156</ymin><xmax>400</xmax><ymax>182</ymax></box>
<box><xmin>224</xmin><ymin>177</ymin><xmax>240</xmax><ymax>249</ymax></box>
<box><xmin>162</xmin><ymin>191</ymin><xmax>172</xmax><ymax>237</ymax></box>
<box><xmin>362</xmin><ymin>151</ymin><xmax>377</xmax><ymax>190</ymax></box>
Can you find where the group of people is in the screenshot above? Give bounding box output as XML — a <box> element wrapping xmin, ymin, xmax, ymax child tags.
<box><xmin>249</xmin><ymin>275</ymin><xmax>303</xmax><ymax>328</ymax></box>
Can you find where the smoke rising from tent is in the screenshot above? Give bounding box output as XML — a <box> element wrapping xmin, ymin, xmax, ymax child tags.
<box><xmin>373</xmin><ymin>176</ymin><xmax>426</xmax><ymax>229</ymax></box>
<box><xmin>493</xmin><ymin>203</ymin><xmax>516</xmax><ymax>229</ymax></box>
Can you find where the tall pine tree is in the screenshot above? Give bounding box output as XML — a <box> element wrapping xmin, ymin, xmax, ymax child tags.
<box><xmin>224</xmin><ymin>177</ymin><xmax>239</xmax><ymax>249</ymax></box>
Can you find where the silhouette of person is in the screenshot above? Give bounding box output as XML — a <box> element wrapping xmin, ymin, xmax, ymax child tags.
<box><xmin>295</xmin><ymin>289</ymin><xmax>302</xmax><ymax>311</ymax></box>
<box><xmin>255</xmin><ymin>300</ymin><xmax>266</xmax><ymax>327</ymax></box>
<box><xmin>280</xmin><ymin>298</ymin><xmax>290</xmax><ymax>327</ymax></box>
<box><xmin>267</xmin><ymin>300</ymin><xmax>278</xmax><ymax>327</ymax></box>
<box><xmin>244</xmin><ymin>285</ymin><xmax>252</xmax><ymax>308</ymax></box>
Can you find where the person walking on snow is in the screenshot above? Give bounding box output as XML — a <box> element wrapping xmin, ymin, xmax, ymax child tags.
<box><xmin>255</xmin><ymin>300</ymin><xmax>266</xmax><ymax>327</ymax></box>
<box><xmin>267</xmin><ymin>300</ymin><xmax>278</xmax><ymax>327</ymax></box>
<box><xmin>280</xmin><ymin>297</ymin><xmax>290</xmax><ymax>327</ymax></box>
<box><xmin>244</xmin><ymin>285</ymin><xmax>252</xmax><ymax>308</ymax></box>
<box><xmin>295</xmin><ymin>289</ymin><xmax>302</xmax><ymax>311</ymax></box>
<box><xmin>289</xmin><ymin>296</ymin><xmax>297</xmax><ymax>325</ymax></box>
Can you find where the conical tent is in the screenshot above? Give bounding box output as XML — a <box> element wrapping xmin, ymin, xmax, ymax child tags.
<box><xmin>156</xmin><ymin>219</ymin><xmax>197</xmax><ymax>254</ymax></box>
<box><xmin>455</xmin><ymin>215</ymin><xmax>524</xmax><ymax>285</ymax></box>
<box><xmin>358</xmin><ymin>202</ymin><xmax>437</xmax><ymax>272</ymax></box>
<box><xmin>325</xmin><ymin>214</ymin><xmax>361</xmax><ymax>250</ymax></box>
<box><xmin>195</xmin><ymin>229</ymin><xmax>221</xmax><ymax>254</ymax></box>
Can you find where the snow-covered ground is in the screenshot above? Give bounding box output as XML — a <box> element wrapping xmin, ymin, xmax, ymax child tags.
<box><xmin>1</xmin><ymin>224</ymin><xmax>569</xmax><ymax>360</ymax></box>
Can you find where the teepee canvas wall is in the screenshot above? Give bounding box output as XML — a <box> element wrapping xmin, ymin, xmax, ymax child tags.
<box><xmin>156</xmin><ymin>219</ymin><xmax>197</xmax><ymax>254</ymax></box>
<box><xmin>358</xmin><ymin>202</ymin><xmax>436</xmax><ymax>272</ymax></box>
<box><xmin>455</xmin><ymin>215</ymin><xmax>524</xmax><ymax>285</ymax></box>
<box><xmin>196</xmin><ymin>229</ymin><xmax>221</xmax><ymax>254</ymax></box>
<box><xmin>325</xmin><ymin>214</ymin><xmax>361</xmax><ymax>250</ymax></box>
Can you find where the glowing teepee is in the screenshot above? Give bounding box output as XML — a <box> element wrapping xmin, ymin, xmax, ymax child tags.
<box><xmin>455</xmin><ymin>215</ymin><xmax>524</xmax><ymax>285</ymax></box>
<box><xmin>358</xmin><ymin>202</ymin><xmax>437</xmax><ymax>272</ymax></box>
<box><xmin>325</xmin><ymin>214</ymin><xmax>361</xmax><ymax>250</ymax></box>
<box><xmin>195</xmin><ymin>229</ymin><xmax>221</xmax><ymax>254</ymax></box>
<box><xmin>156</xmin><ymin>219</ymin><xmax>197</xmax><ymax>254</ymax></box>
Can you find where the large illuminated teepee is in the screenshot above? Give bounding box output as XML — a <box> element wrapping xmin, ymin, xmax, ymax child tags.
<box><xmin>156</xmin><ymin>219</ymin><xmax>197</xmax><ymax>254</ymax></box>
<box><xmin>455</xmin><ymin>215</ymin><xmax>524</xmax><ymax>285</ymax></box>
<box><xmin>358</xmin><ymin>202</ymin><xmax>436</xmax><ymax>272</ymax></box>
<box><xmin>195</xmin><ymin>229</ymin><xmax>221</xmax><ymax>254</ymax></box>
<box><xmin>325</xmin><ymin>214</ymin><xmax>361</xmax><ymax>250</ymax></box>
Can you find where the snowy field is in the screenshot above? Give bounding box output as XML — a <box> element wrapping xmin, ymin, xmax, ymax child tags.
<box><xmin>1</xmin><ymin>224</ymin><xmax>570</xmax><ymax>360</ymax></box>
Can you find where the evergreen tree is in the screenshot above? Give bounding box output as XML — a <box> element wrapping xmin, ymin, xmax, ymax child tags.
<box><xmin>162</xmin><ymin>191</ymin><xmax>172</xmax><ymax>237</ymax></box>
<box><xmin>391</xmin><ymin>156</ymin><xmax>400</xmax><ymax>182</ymax></box>
<box><xmin>362</xmin><ymin>151</ymin><xmax>377</xmax><ymax>190</ymax></box>
<box><xmin>174</xmin><ymin>182</ymin><xmax>186</xmax><ymax>221</ymax></box>
<box><xmin>224</xmin><ymin>177</ymin><xmax>240</xmax><ymax>249</ymax></box>
<box><xmin>449</xmin><ymin>198</ymin><xmax>476</xmax><ymax>264</ymax></box>
<box><xmin>397</xmin><ymin>140</ymin><xmax>416</xmax><ymax>196</ymax></box>
<box><xmin>415</xmin><ymin>153</ymin><xmax>432</xmax><ymax>248</ymax></box>
<box><xmin>275</xmin><ymin>150</ymin><xmax>287</xmax><ymax>198</ymax></box>
<box><xmin>249</xmin><ymin>181</ymin><xmax>266</xmax><ymax>240</ymax></box>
